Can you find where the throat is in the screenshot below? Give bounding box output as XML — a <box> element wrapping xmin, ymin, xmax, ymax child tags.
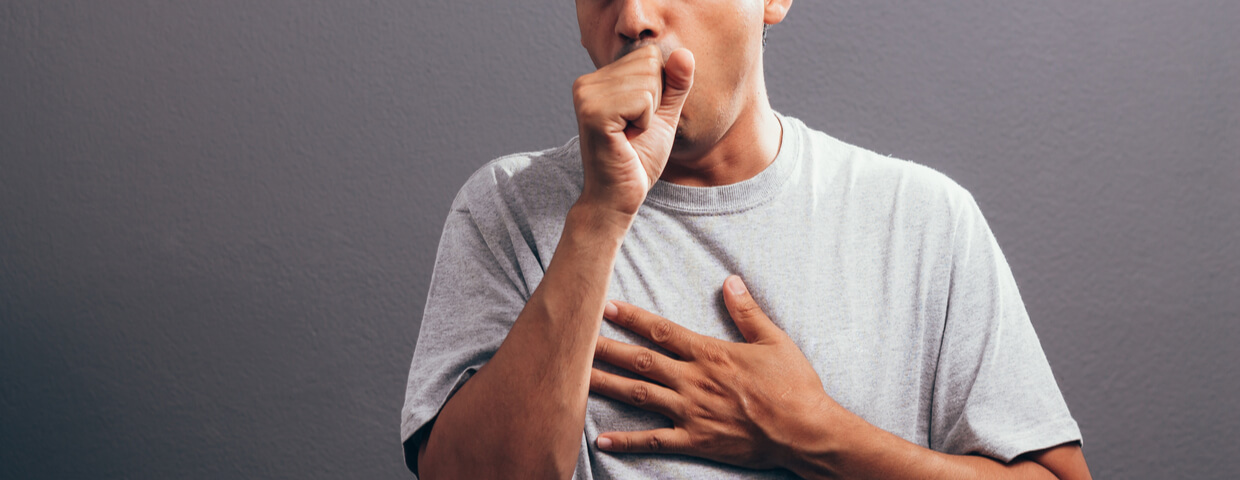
<box><xmin>661</xmin><ymin>110</ymin><xmax>784</xmax><ymax>187</ymax></box>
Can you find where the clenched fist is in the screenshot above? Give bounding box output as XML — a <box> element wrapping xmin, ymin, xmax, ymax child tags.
<box><xmin>573</xmin><ymin>45</ymin><xmax>695</xmax><ymax>216</ymax></box>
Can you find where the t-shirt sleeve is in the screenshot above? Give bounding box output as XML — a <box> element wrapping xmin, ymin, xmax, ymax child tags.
<box><xmin>929</xmin><ymin>192</ymin><xmax>1082</xmax><ymax>462</ymax></box>
<box><xmin>400</xmin><ymin>182</ymin><xmax>531</xmax><ymax>455</ymax></box>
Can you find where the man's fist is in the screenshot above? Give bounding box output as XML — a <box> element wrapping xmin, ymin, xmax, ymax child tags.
<box><xmin>573</xmin><ymin>44</ymin><xmax>695</xmax><ymax>216</ymax></box>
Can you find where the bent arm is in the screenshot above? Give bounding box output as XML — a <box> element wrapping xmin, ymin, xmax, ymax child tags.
<box><xmin>413</xmin><ymin>203</ymin><xmax>632</xmax><ymax>479</ymax></box>
<box><xmin>786</xmin><ymin>411</ymin><xmax>1090</xmax><ymax>480</ymax></box>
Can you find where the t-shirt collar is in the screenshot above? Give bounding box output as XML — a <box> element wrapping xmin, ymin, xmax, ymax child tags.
<box><xmin>644</xmin><ymin>112</ymin><xmax>800</xmax><ymax>215</ymax></box>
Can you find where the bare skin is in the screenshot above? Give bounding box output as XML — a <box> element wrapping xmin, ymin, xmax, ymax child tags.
<box><xmin>414</xmin><ymin>7</ymin><xmax>698</xmax><ymax>478</ymax></box>
<box><xmin>412</xmin><ymin>0</ymin><xmax>1092</xmax><ymax>478</ymax></box>
<box><xmin>574</xmin><ymin>0</ymin><xmax>785</xmax><ymax>187</ymax></box>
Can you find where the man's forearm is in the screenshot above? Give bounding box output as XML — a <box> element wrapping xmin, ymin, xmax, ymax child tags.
<box><xmin>418</xmin><ymin>203</ymin><xmax>632</xmax><ymax>479</ymax></box>
<box><xmin>785</xmin><ymin>411</ymin><xmax>1080</xmax><ymax>480</ymax></box>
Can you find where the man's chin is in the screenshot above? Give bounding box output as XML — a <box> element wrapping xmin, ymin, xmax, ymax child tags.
<box><xmin>670</xmin><ymin>119</ymin><xmax>706</xmax><ymax>153</ymax></box>
<box><xmin>671</xmin><ymin>118</ymin><xmax>694</xmax><ymax>147</ymax></box>
<box><xmin>671</xmin><ymin>129</ymin><xmax>691</xmax><ymax>153</ymax></box>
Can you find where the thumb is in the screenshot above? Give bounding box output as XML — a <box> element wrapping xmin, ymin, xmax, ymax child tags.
<box><xmin>722</xmin><ymin>275</ymin><xmax>779</xmax><ymax>343</ymax></box>
<box><xmin>656</xmin><ymin>48</ymin><xmax>694</xmax><ymax>122</ymax></box>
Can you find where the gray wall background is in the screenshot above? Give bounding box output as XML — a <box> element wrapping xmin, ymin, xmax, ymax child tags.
<box><xmin>2</xmin><ymin>0</ymin><xmax>1236</xmax><ymax>478</ymax></box>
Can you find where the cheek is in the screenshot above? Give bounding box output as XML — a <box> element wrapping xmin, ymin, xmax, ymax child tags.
<box><xmin>577</xmin><ymin>11</ymin><xmax>610</xmax><ymax>68</ymax></box>
<box><xmin>695</xmin><ymin>19</ymin><xmax>760</xmax><ymax>83</ymax></box>
<box><xmin>695</xmin><ymin>49</ymin><xmax>752</xmax><ymax>101</ymax></box>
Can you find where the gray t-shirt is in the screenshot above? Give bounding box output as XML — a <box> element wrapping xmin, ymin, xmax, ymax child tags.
<box><xmin>401</xmin><ymin>114</ymin><xmax>1081</xmax><ymax>478</ymax></box>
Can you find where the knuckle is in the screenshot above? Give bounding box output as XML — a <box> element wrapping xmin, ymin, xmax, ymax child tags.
<box><xmin>572</xmin><ymin>80</ymin><xmax>593</xmax><ymax>103</ymax></box>
<box><xmin>630</xmin><ymin>383</ymin><xmax>650</xmax><ymax>404</ymax></box>
<box><xmin>639</xmin><ymin>45</ymin><xmax>660</xmax><ymax>57</ymax></box>
<box><xmin>619</xmin><ymin>308</ymin><xmax>640</xmax><ymax>329</ymax></box>
<box><xmin>735</xmin><ymin>299</ymin><xmax>764</xmax><ymax>319</ymax></box>
<box><xmin>647</xmin><ymin>435</ymin><xmax>663</xmax><ymax>452</ymax></box>
<box><xmin>634</xmin><ymin>350</ymin><xmax>655</xmax><ymax>372</ymax></box>
<box><xmin>645</xmin><ymin>80</ymin><xmax>661</xmax><ymax>104</ymax></box>
<box><xmin>644</xmin><ymin>56</ymin><xmax>661</xmax><ymax>73</ymax></box>
<box><xmin>700</xmin><ymin>343</ymin><xmax>727</xmax><ymax>364</ymax></box>
<box><xmin>651</xmin><ymin>321</ymin><xmax>674</xmax><ymax>344</ymax></box>
<box><xmin>575</xmin><ymin>101</ymin><xmax>598</xmax><ymax>120</ymax></box>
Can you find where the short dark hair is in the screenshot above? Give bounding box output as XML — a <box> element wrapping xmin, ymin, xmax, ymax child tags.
<box><xmin>763</xmin><ymin>24</ymin><xmax>769</xmax><ymax>47</ymax></box>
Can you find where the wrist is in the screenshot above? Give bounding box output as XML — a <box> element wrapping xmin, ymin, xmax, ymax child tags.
<box><xmin>568</xmin><ymin>197</ymin><xmax>638</xmax><ymax>237</ymax></box>
<box><xmin>577</xmin><ymin>161</ymin><xmax>652</xmax><ymax>218</ymax></box>
<box><xmin>782</xmin><ymin>404</ymin><xmax>953</xmax><ymax>480</ymax></box>
<box><xmin>778</xmin><ymin>399</ymin><xmax>865</xmax><ymax>479</ymax></box>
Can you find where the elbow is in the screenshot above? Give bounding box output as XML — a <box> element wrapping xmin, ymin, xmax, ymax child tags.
<box><xmin>402</xmin><ymin>437</ymin><xmax>419</xmax><ymax>475</ymax></box>
<box><xmin>418</xmin><ymin>440</ymin><xmax>577</xmax><ymax>480</ymax></box>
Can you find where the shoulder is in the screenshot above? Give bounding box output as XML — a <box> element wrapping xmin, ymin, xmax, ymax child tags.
<box><xmin>451</xmin><ymin>137</ymin><xmax>585</xmax><ymax>216</ymax></box>
<box><xmin>790</xmin><ymin>116</ymin><xmax>980</xmax><ymax>221</ymax></box>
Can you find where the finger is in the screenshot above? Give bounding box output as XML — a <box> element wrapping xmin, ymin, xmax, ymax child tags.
<box><xmin>614</xmin><ymin>89</ymin><xmax>656</xmax><ymax>134</ymax></box>
<box><xmin>604</xmin><ymin>300</ymin><xmax>700</xmax><ymax>359</ymax></box>
<box><xmin>617</xmin><ymin>47</ymin><xmax>663</xmax><ymax>133</ymax></box>
<box><xmin>596</xmin><ymin>428</ymin><xmax>692</xmax><ymax>455</ymax></box>
<box><xmin>654</xmin><ymin>48</ymin><xmax>694</xmax><ymax>124</ymax></box>
<box><xmin>594</xmin><ymin>336</ymin><xmax>684</xmax><ymax>387</ymax></box>
<box><xmin>578</xmin><ymin>50</ymin><xmax>664</xmax><ymax>136</ymax></box>
<box><xmin>590</xmin><ymin>368</ymin><xmax>684</xmax><ymax>420</ymax></box>
<box><xmin>722</xmin><ymin>275</ymin><xmax>781</xmax><ymax>343</ymax></box>
<box><xmin>608</xmin><ymin>45</ymin><xmax>663</xmax><ymax>105</ymax></box>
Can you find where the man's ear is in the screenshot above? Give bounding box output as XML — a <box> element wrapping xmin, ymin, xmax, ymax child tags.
<box><xmin>764</xmin><ymin>0</ymin><xmax>793</xmax><ymax>26</ymax></box>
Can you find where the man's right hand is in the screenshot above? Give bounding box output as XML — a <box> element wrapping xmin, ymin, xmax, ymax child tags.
<box><xmin>417</xmin><ymin>44</ymin><xmax>695</xmax><ymax>480</ymax></box>
<box><xmin>573</xmin><ymin>45</ymin><xmax>695</xmax><ymax>216</ymax></box>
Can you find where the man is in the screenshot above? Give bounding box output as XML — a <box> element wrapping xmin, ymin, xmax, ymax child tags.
<box><xmin>402</xmin><ymin>0</ymin><xmax>1089</xmax><ymax>478</ymax></box>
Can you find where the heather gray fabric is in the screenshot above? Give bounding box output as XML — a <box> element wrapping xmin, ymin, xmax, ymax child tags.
<box><xmin>401</xmin><ymin>115</ymin><xmax>1081</xmax><ymax>478</ymax></box>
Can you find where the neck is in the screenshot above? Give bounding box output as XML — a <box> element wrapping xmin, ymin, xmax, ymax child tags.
<box><xmin>660</xmin><ymin>94</ymin><xmax>783</xmax><ymax>188</ymax></box>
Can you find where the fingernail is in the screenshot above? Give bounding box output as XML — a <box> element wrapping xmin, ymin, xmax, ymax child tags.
<box><xmin>604</xmin><ymin>301</ymin><xmax>618</xmax><ymax>319</ymax></box>
<box><xmin>726</xmin><ymin>276</ymin><xmax>747</xmax><ymax>295</ymax></box>
<box><xmin>597</xmin><ymin>437</ymin><xmax>613</xmax><ymax>449</ymax></box>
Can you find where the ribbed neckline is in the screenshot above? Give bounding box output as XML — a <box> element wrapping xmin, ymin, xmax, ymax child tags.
<box><xmin>643</xmin><ymin>112</ymin><xmax>801</xmax><ymax>215</ymax></box>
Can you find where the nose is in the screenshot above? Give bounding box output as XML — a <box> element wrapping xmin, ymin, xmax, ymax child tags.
<box><xmin>615</xmin><ymin>0</ymin><xmax>660</xmax><ymax>43</ymax></box>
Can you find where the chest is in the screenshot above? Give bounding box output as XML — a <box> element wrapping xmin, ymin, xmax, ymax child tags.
<box><xmin>595</xmin><ymin>211</ymin><xmax>950</xmax><ymax>433</ymax></box>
